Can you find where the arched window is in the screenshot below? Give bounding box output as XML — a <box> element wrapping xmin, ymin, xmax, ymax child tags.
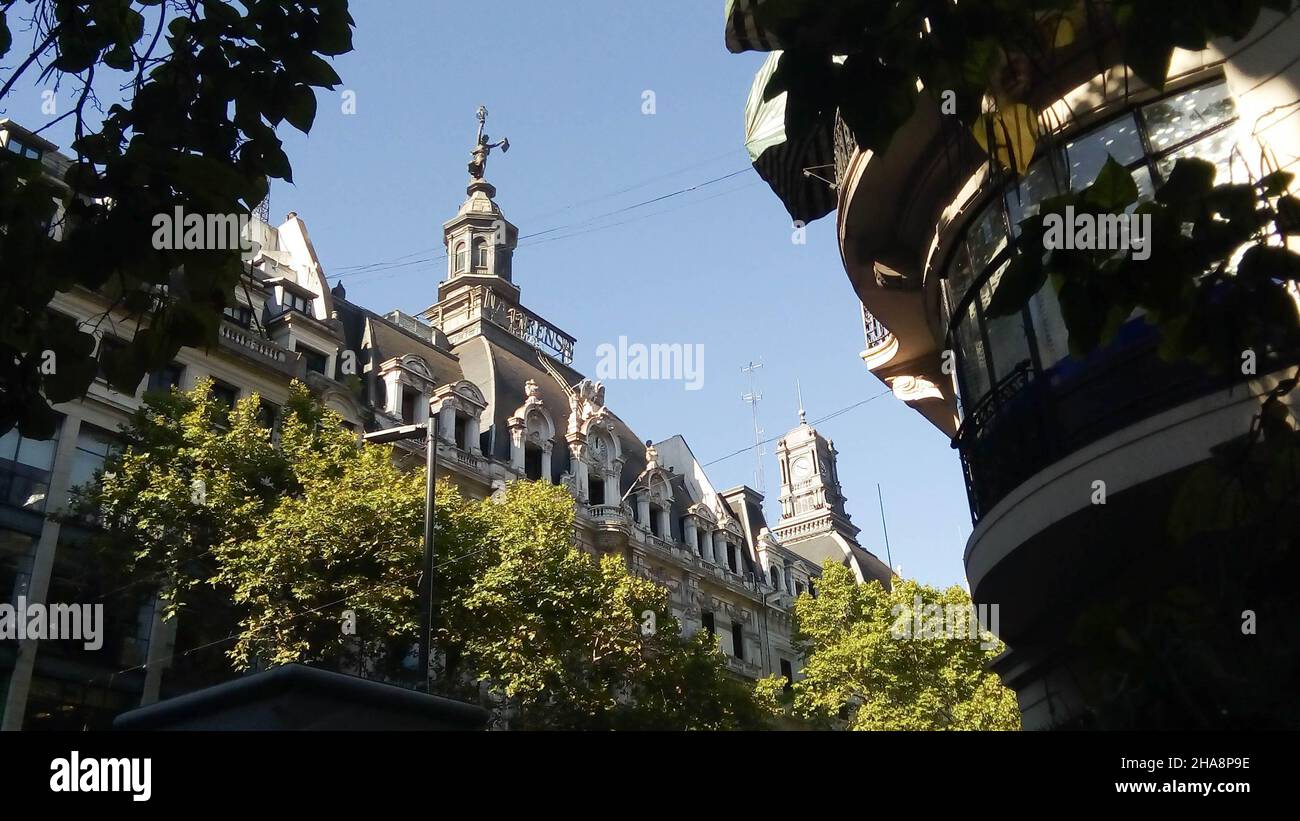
<box><xmin>454</xmin><ymin>241</ymin><xmax>467</xmax><ymax>273</ymax></box>
<box><xmin>473</xmin><ymin>237</ymin><xmax>489</xmax><ymax>270</ymax></box>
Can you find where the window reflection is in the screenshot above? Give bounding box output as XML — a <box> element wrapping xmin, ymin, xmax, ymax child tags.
<box><xmin>981</xmin><ymin>262</ymin><xmax>1034</xmax><ymax>383</ymax></box>
<box><xmin>1006</xmin><ymin>154</ymin><xmax>1065</xmax><ymax>228</ymax></box>
<box><xmin>945</xmin><ymin>245</ymin><xmax>976</xmax><ymax>313</ymax></box>
<box><xmin>1156</xmin><ymin>129</ymin><xmax>1239</xmax><ymax>183</ymax></box>
<box><xmin>0</xmin><ymin>424</ymin><xmax>60</xmax><ymax>512</ymax></box>
<box><xmin>1064</xmin><ymin>114</ymin><xmax>1143</xmax><ymax>189</ymax></box>
<box><xmin>945</xmin><ymin>78</ymin><xmax>1239</xmax><ymax>413</ymax></box>
<box><xmin>1143</xmin><ymin>83</ymin><xmax>1236</xmax><ymax>153</ymax></box>
<box><xmin>958</xmin><ymin>301</ymin><xmax>990</xmax><ymax>403</ymax></box>
<box><xmin>68</xmin><ymin>425</ymin><xmax>119</xmax><ymax>498</ymax></box>
<box><xmin>966</xmin><ymin>201</ymin><xmax>1008</xmax><ymax>272</ymax></box>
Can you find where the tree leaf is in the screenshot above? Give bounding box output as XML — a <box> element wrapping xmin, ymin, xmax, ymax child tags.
<box><xmin>972</xmin><ymin>103</ymin><xmax>1039</xmax><ymax>175</ymax></box>
<box><xmin>1157</xmin><ymin>158</ymin><xmax>1216</xmax><ymax>219</ymax></box>
<box><xmin>284</xmin><ymin>84</ymin><xmax>318</xmax><ymax>134</ymax></box>
<box><xmin>985</xmin><ymin>247</ymin><xmax>1047</xmax><ymax>318</ymax></box>
<box><xmin>1084</xmin><ymin>156</ymin><xmax>1139</xmax><ymax>211</ymax></box>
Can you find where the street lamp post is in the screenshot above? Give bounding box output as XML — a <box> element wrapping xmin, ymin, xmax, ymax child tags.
<box><xmin>363</xmin><ymin>412</ymin><xmax>437</xmax><ymax>692</ymax></box>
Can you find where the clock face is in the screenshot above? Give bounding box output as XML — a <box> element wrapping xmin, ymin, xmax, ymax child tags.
<box><xmin>792</xmin><ymin>456</ymin><xmax>812</xmax><ymax>480</ymax></box>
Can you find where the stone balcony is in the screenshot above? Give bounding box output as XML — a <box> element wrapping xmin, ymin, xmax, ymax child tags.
<box><xmin>577</xmin><ymin>503</ymin><xmax>775</xmax><ymax>604</ymax></box>
<box><xmin>724</xmin><ymin>655</ymin><xmax>765</xmax><ymax>679</ymax></box>
<box><xmin>217</xmin><ymin>319</ymin><xmax>303</xmax><ymax>379</ymax></box>
<box><xmin>582</xmin><ymin>503</ymin><xmax>633</xmax><ymax>536</ymax></box>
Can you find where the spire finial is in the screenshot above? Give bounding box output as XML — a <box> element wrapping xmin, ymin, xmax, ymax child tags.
<box><xmin>468</xmin><ymin>105</ymin><xmax>510</xmax><ymax>182</ymax></box>
<box><xmin>796</xmin><ymin>379</ymin><xmax>806</xmax><ymax>425</ymax></box>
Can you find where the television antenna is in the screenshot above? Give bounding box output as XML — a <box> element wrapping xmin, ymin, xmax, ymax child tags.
<box><xmin>741</xmin><ymin>360</ymin><xmax>765</xmax><ymax>494</ymax></box>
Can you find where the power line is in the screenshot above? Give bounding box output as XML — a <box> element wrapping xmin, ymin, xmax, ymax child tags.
<box><xmin>701</xmin><ymin>390</ymin><xmax>891</xmax><ymax>468</ymax></box>
<box><xmin>331</xmin><ymin>151</ymin><xmax>747</xmax><ymax>274</ymax></box>
<box><xmin>330</xmin><ymin>167</ymin><xmax>754</xmax><ymax>282</ymax></box>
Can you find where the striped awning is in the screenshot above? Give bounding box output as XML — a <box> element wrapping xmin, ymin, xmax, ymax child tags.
<box><xmin>725</xmin><ymin>0</ymin><xmax>785</xmax><ymax>54</ymax></box>
<box><xmin>744</xmin><ymin>51</ymin><xmax>837</xmax><ymax>223</ymax></box>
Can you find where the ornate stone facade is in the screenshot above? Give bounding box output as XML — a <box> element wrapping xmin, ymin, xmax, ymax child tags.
<box><xmin>0</xmin><ymin>118</ymin><xmax>889</xmax><ymax>728</ymax></box>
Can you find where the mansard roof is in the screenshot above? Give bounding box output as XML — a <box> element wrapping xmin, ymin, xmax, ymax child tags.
<box><xmin>456</xmin><ymin>333</ymin><xmax>648</xmax><ymax>490</ymax></box>
<box><xmin>361</xmin><ymin>312</ymin><xmax>464</xmax><ymax>387</ymax></box>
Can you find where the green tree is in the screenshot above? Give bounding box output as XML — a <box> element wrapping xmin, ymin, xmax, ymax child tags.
<box><xmin>79</xmin><ymin>377</ymin><xmax>420</xmax><ymax>676</ymax></box>
<box><xmin>430</xmin><ymin>480</ymin><xmax>768</xmax><ymax>730</ymax></box>
<box><xmin>78</xmin><ymin>381</ymin><xmax>767</xmax><ymax>729</ymax></box>
<box><xmin>787</xmin><ymin>562</ymin><xmax>1020</xmax><ymax>730</ymax></box>
<box><xmin>0</xmin><ymin>0</ymin><xmax>354</xmax><ymax>439</ymax></box>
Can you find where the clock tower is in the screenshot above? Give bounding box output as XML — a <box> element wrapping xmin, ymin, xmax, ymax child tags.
<box><xmin>772</xmin><ymin>400</ymin><xmax>892</xmax><ymax>586</ymax></box>
<box><xmin>775</xmin><ymin>405</ymin><xmax>854</xmax><ymax>531</ymax></box>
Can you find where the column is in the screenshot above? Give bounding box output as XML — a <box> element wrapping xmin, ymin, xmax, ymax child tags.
<box><xmin>541</xmin><ymin>442</ymin><xmax>553</xmax><ymax>483</ymax></box>
<box><xmin>507</xmin><ymin>420</ymin><xmax>525</xmax><ymax>473</ymax></box>
<box><xmin>712</xmin><ymin>531</ymin><xmax>726</xmax><ymax>567</ymax></box>
<box><xmin>383</xmin><ymin>371</ymin><xmax>403</xmax><ymax>417</ymax></box>
<box><xmin>465</xmin><ymin>413</ymin><xmax>481</xmax><ymax>455</ymax></box>
<box><xmin>438</xmin><ymin>402</ymin><xmax>456</xmax><ymax>445</ymax></box>
<box><xmin>568</xmin><ymin>440</ymin><xmax>588</xmax><ymax>501</ymax></box>
<box><xmin>683</xmin><ymin>517</ymin><xmax>698</xmax><ymax>555</ymax></box>
<box><xmin>636</xmin><ymin>493</ymin><xmax>651</xmax><ymax>527</ymax></box>
<box><xmin>657</xmin><ymin>508</ymin><xmax>671</xmax><ymax>542</ymax></box>
<box><xmin>140</xmin><ymin>594</ymin><xmax>176</xmax><ymax>706</ymax></box>
<box><xmin>604</xmin><ymin>473</ymin><xmax>619</xmax><ymax>506</ymax></box>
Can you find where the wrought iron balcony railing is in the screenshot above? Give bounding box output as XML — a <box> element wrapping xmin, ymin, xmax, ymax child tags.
<box><xmin>951</xmin><ymin>324</ymin><xmax>1294</xmax><ymax>523</ymax></box>
<box><xmin>862</xmin><ymin>303</ymin><xmax>892</xmax><ymax>351</ymax></box>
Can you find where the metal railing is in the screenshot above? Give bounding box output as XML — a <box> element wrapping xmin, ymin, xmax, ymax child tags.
<box><xmin>951</xmin><ymin>329</ymin><xmax>1295</xmax><ymax>522</ymax></box>
<box><xmin>862</xmin><ymin>304</ymin><xmax>892</xmax><ymax>350</ymax></box>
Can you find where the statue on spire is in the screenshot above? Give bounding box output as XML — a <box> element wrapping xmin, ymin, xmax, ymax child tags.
<box><xmin>468</xmin><ymin>105</ymin><xmax>510</xmax><ymax>180</ymax></box>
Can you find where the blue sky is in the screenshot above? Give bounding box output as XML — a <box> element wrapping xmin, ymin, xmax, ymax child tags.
<box><xmin>5</xmin><ymin>0</ymin><xmax>974</xmax><ymax>587</ymax></box>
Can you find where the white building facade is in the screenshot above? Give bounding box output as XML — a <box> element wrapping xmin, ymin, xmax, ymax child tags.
<box><xmin>0</xmin><ymin>121</ymin><xmax>891</xmax><ymax>729</ymax></box>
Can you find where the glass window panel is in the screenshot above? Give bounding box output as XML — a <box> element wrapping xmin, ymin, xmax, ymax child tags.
<box><xmin>956</xmin><ymin>301</ymin><xmax>990</xmax><ymax>405</ymax></box>
<box><xmin>0</xmin><ymin>529</ymin><xmax>37</xmax><ymax>606</ymax></box>
<box><xmin>980</xmin><ymin>262</ymin><xmax>1034</xmax><ymax>383</ymax></box>
<box><xmin>1143</xmin><ymin>82</ymin><xmax>1236</xmax><ymax>153</ymax></box>
<box><xmin>1028</xmin><ymin>278</ymin><xmax>1070</xmax><ymax>370</ymax></box>
<box><xmin>0</xmin><ymin>428</ymin><xmax>19</xmax><ymax>462</ymax></box>
<box><xmin>1006</xmin><ymin>154</ymin><xmax>1066</xmax><ymax>229</ymax></box>
<box><xmin>68</xmin><ymin>426</ymin><xmax>118</xmax><ymax>495</ymax></box>
<box><xmin>1064</xmin><ymin>114</ymin><xmax>1143</xmax><ymax>190</ymax></box>
<box><xmin>945</xmin><ymin>244</ymin><xmax>976</xmax><ymax>317</ymax></box>
<box><xmin>966</xmin><ymin>199</ymin><xmax>1008</xmax><ymax>272</ymax></box>
<box><xmin>1156</xmin><ymin>127</ymin><xmax>1240</xmax><ymax>184</ymax></box>
<box><xmin>1131</xmin><ymin>166</ymin><xmax>1155</xmax><ymax>204</ymax></box>
<box><xmin>15</xmin><ymin>435</ymin><xmax>56</xmax><ymax>471</ymax></box>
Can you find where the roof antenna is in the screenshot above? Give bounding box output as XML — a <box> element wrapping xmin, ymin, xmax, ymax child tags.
<box><xmin>741</xmin><ymin>360</ymin><xmax>765</xmax><ymax>494</ymax></box>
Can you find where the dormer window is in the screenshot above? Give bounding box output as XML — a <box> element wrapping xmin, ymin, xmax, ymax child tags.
<box><xmin>473</xmin><ymin>237</ymin><xmax>489</xmax><ymax>270</ymax></box>
<box><xmin>454</xmin><ymin>241</ymin><xmax>468</xmax><ymax>273</ymax></box>
<box><xmin>223</xmin><ymin>304</ymin><xmax>253</xmax><ymax>328</ymax></box>
<box><xmin>283</xmin><ymin>291</ymin><xmax>311</xmax><ymax>316</ymax></box>
<box><xmin>4</xmin><ymin>136</ymin><xmax>41</xmax><ymax>160</ymax></box>
<box><xmin>401</xmin><ymin>386</ymin><xmax>420</xmax><ymax>424</ymax></box>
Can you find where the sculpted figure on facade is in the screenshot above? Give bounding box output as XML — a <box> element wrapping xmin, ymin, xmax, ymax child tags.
<box><xmin>567</xmin><ymin>378</ymin><xmax>609</xmax><ymax>437</ymax></box>
<box><xmin>644</xmin><ymin>439</ymin><xmax>659</xmax><ymax>471</ymax></box>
